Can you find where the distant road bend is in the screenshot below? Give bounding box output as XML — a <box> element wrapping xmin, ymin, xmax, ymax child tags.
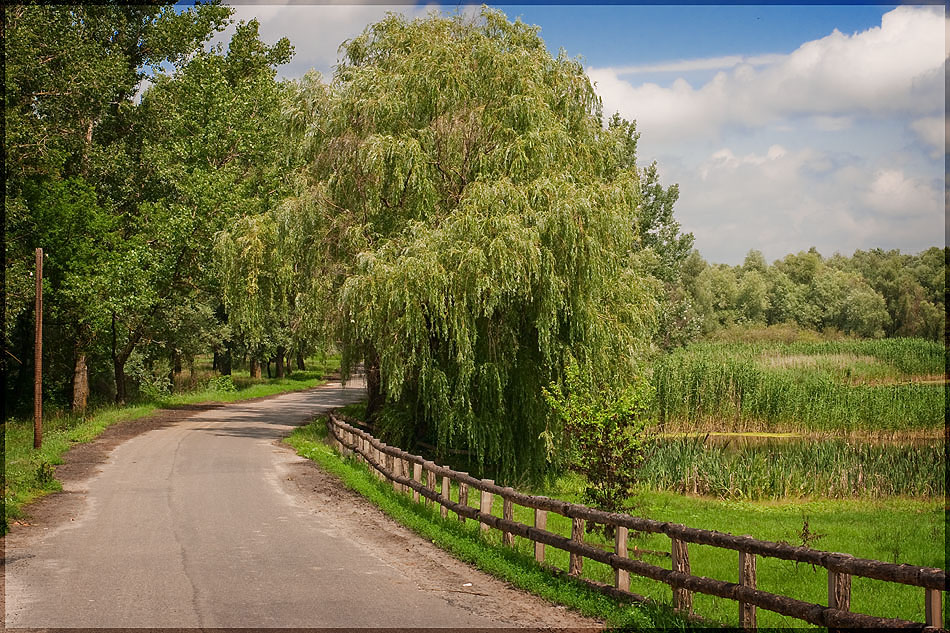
<box><xmin>4</xmin><ymin>379</ymin><xmax>600</xmax><ymax>629</ymax></box>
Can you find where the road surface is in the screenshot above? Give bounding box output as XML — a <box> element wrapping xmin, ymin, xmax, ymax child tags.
<box><xmin>3</xmin><ymin>380</ymin><xmax>600</xmax><ymax>629</ymax></box>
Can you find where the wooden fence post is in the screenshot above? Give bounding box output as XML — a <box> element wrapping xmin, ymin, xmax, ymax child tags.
<box><xmin>479</xmin><ymin>481</ymin><xmax>494</xmax><ymax>533</ymax></box>
<box><xmin>672</xmin><ymin>537</ymin><xmax>692</xmax><ymax>614</ymax></box>
<box><xmin>425</xmin><ymin>469</ymin><xmax>435</xmax><ymax>506</ymax></box>
<box><xmin>828</xmin><ymin>572</ymin><xmax>851</xmax><ymax>611</ymax></box>
<box><xmin>615</xmin><ymin>526</ymin><xmax>629</xmax><ymax>592</ymax></box>
<box><xmin>440</xmin><ymin>475</ymin><xmax>450</xmax><ymax>519</ymax></box>
<box><xmin>458</xmin><ymin>480</ymin><xmax>469</xmax><ymax>523</ymax></box>
<box><xmin>739</xmin><ymin>545</ymin><xmax>757</xmax><ymax>628</ymax></box>
<box><xmin>828</xmin><ymin>554</ymin><xmax>853</xmax><ymax>613</ymax></box>
<box><xmin>412</xmin><ymin>463</ymin><xmax>422</xmax><ymax>503</ymax></box>
<box><xmin>925</xmin><ymin>588</ymin><xmax>942</xmax><ymax>627</ymax></box>
<box><xmin>534</xmin><ymin>508</ymin><xmax>547</xmax><ymax>563</ymax></box>
<box><xmin>502</xmin><ymin>496</ymin><xmax>514</xmax><ymax>546</ymax></box>
<box><xmin>569</xmin><ymin>517</ymin><xmax>585</xmax><ymax>576</ymax></box>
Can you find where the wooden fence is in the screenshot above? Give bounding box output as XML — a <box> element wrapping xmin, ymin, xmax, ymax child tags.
<box><xmin>325</xmin><ymin>413</ymin><xmax>947</xmax><ymax>630</ymax></box>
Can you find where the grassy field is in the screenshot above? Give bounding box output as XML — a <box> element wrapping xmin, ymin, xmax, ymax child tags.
<box><xmin>651</xmin><ymin>338</ymin><xmax>945</xmax><ymax>432</ymax></box>
<box><xmin>3</xmin><ymin>355</ymin><xmax>341</xmax><ymax>530</ymax></box>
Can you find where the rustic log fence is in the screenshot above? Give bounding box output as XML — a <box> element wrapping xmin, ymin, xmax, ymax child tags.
<box><xmin>326</xmin><ymin>413</ymin><xmax>947</xmax><ymax>629</ymax></box>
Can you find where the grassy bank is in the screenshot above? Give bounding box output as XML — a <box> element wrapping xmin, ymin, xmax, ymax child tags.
<box><xmin>285</xmin><ymin>416</ymin><xmax>696</xmax><ymax>630</ymax></box>
<box><xmin>288</xmin><ymin>406</ymin><xmax>946</xmax><ymax>628</ymax></box>
<box><xmin>3</xmin><ymin>356</ymin><xmax>340</xmax><ymax>530</ymax></box>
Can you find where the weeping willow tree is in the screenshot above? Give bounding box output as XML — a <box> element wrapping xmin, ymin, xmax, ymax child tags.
<box><xmin>248</xmin><ymin>8</ymin><xmax>665</xmax><ymax>480</ymax></box>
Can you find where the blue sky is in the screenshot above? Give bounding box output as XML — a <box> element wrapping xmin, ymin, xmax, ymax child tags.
<box><xmin>214</xmin><ymin>3</ymin><xmax>946</xmax><ymax>265</ymax></box>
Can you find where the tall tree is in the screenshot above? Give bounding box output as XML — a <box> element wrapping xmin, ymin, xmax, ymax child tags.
<box><xmin>267</xmin><ymin>9</ymin><xmax>658</xmax><ymax>480</ymax></box>
<box><xmin>4</xmin><ymin>3</ymin><xmax>232</xmax><ymax>410</ymax></box>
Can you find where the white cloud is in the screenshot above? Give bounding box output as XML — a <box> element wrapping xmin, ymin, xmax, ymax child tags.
<box><xmin>589</xmin><ymin>5</ymin><xmax>947</xmax><ymax>144</ymax></box>
<box><xmin>668</xmin><ymin>144</ymin><xmax>943</xmax><ymax>264</ymax></box>
<box><xmin>607</xmin><ymin>53</ymin><xmax>785</xmax><ymax>76</ymax></box>
<box><xmin>910</xmin><ymin>116</ymin><xmax>947</xmax><ymax>158</ymax></box>
<box><xmin>863</xmin><ymin>169</ymin><xmax>942</xmax><ymax>217</ymax></box>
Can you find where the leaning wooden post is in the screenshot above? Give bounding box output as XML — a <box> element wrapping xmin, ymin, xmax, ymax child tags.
<box><xmin>34</xmin><ymin>247</ymin><xmax>43</xmax><ymax>449</ymax></box>
<box><xmin>412</xmin><ymin>463</ymin><xmax>422</xmax><ymax>503</ymax></box>
<box><xmin>615</xmin><ymin>526</ymin><xmax>629</xmax><ymax>592</ymax></box>
<box><xmin>478</xmin><ymin>480</ymin><xmax>494</xmax><ymax>533</ymax></box>
<box><xmin>672</xmin><ymin>537</ymin><xmax>692</xmax><ymax>613</ymax></box>
<box><xmin>924</xmin><ymin>588</ymin><xmax>942</xmax><ymax>627</ymax></box>
<box><xmin>502</xmin><ymin>495</ymin><xmax>514</xmax><ymax>546</ymax></box>
<box><xmin>569</xmin><ymin>517</ymin><xmax>585</xmax><ymax>576</ymax></box>
<box><xmin>458</xmin><ymin>479</ymin><xmax>469</xmax><ymax>523</ymax></box>
<box><xmin>440</xmin><ymin>476</ymin><xmax>450</xmax><ymax>519</ymax></box>
<box><xmin>534</xmin><ymin>508</ymin><xmax>547</xmax><ymax>563</ymax></box>
<box><xmin>739</xmin><ymin>543</ymin><xmax>757</xmax><ymax>628</ymax></box>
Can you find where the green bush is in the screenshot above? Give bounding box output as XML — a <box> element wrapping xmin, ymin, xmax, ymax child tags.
<box><xmin>206</xmin><ymin>375</ymin><xmax>237</xmax><ymax>392</ymax></box>
<box><xmin>543</xmin><ymin>363</ymin><xmax>654</xmax><ymax>520</ymax></box>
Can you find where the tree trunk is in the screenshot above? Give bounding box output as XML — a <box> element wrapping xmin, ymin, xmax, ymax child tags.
<box><xmin>284</xmin><ymin>352</ymin><xmax>292</xmax><ymax>377</ymax></box>
<box><xmin>250</xmin><ymin>358</ymin><xmax>262</xmax><ymax>379</ymax></box>
<box><xmin>71</xmin><ymin>351</ymin><xmax>89</xmax><ymax>413</ymax></box>
<box><xmin>220</xmin><ymin>348</ymin><xmax>232</xmax><ymax>376</ymax></box>
<box><xmin>365</xmin><ymin>352</ymin><xmax>384</xmax><ymax>422</ymax></box>
<box><xmin>114</xmin><ymin>357</ymin><xmax>127</xmax><ymax>404</ymax></box>
<box><xmin>275</xmin><ymin>346</ymin><xmax>285</xmax><ymax>378</ymax></box>
<box><xmin>296</xmin><ymin>351</ymin><xmax>305</xmax><ymax>371</ymax></box>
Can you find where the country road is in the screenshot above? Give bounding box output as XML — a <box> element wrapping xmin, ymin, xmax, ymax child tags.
<box><xmin>3</xmin><ymin>379</ymin><xmax>600</xmax><ymax>629</ymax></box>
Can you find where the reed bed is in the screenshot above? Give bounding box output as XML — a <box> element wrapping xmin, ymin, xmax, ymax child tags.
<box><xmin>640</xmin><ymin>437</ymin><xmax>945</xmax><ymax>500</ymax></box>
<box><xmin>651</xmin><ymin>338</ymin><xmax>945</xmax><ymax>431</ymax></box>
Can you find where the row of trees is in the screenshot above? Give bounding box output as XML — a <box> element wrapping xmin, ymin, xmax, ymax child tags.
<box><xmin>5</xmin><ymin>3</ymin><xmax>294</xmax><ymax>410</ymax></box>
<box><xmin>669</xmin><ymin>247</ymin><xmax>946</xmax><ymax>343</ymax></box>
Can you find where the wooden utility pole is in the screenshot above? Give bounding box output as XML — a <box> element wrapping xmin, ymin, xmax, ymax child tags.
<box><xmin>34</xmin><ymin>247</ymin><xmax>43</xmax><ymax>449</ymax></box>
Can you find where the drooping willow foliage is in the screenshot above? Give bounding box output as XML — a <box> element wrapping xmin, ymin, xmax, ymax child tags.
<box><xmin>228</xmin><ymin>9</ymin><xmax>664</xmax><ymax>481</ymax></box>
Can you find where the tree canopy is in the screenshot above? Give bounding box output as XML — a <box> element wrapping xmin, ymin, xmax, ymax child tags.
<box><xmin>219</xmin><ymin>9</ymin><xmax>661</xmax><ymax>480</ymax></box>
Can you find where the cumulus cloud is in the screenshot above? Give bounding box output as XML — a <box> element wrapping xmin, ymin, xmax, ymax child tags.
<box><xmin>588</xmin><ymin>5</ymin><xmax>947</xmax><ymax>143</ymax></box>
<box><xmin>668</xmin><ymin>145</ymin><xmax>944</xmax><ymax>263</ymax></box>
<box><xmin>910</xmin><ymin>116</ymin><xmax>947</xmax><ymax>158</ymax></box>
<box><xmin>863</xmin><ymin>169</ymin><xmax>942</xmax><ymax>217</ymax></box>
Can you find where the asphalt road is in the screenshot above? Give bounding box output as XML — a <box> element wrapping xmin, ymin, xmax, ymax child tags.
<box><xmin>5</xmin><ymin>380</ymin><xmax>592</xmax><ymax>629</ymax></box>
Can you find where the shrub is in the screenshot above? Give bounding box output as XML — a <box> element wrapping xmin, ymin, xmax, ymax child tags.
<box><xmin>543</xmin><ymin>363</ymin><xmax>655</xmax><ymax>523</ymax></box>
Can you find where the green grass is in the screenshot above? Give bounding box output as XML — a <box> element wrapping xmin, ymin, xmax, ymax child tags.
<box><xmin>290</xmin><ymin>409</ymin><xmax>947</xmax><ymax>629</ymax></box>
<box><xmin>3</xmin><ymin>355</ymin><xmax>341</xmax><ymax>531</ymax></box>
<box><xmin>652</xmin><ymin>338</ymin><xmax>945</xmax><ymax>432</ymax></box>
<box><xmin>640</xmin><ymin>436</ymin><xmax>945</xmax><ymax>499</ymax></box>
<box><xmin>285</xmin><ymin>419</ymin><xmax>699</xmax><ymax>630</ymax></box>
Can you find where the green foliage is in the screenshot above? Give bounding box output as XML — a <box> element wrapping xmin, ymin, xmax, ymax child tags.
<box><xmin>266</xmin><ymin>8</ymin><xmax>661</xmax><ymax>481</ymax></box>
<box><xmin>206</xmin><ymin>375</ymin><xmax>237</xmax><ymax>393</ymax></box>
<box><xmin>543</xmin><ymin>363</ymin><xmax>654</xmax><ymax>514</ymax></box>
<box><xmin>4</xmin><ymin>3</ymin><xmax>295</xmax><ymax>409</ymax></box>
<box><xmin>678</xmin><ymin>246</ymin><xmax>945</xmax><ymax>343</ymax></box>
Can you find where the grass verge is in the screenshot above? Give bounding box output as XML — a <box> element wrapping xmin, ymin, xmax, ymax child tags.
<box><xmin>287</xmin><ymin>405</ymin><xmax>946</xmax><ymax>628</ymax></box>
<box><xmin>284</xmin><ymin>416</ymin><xmax>699</xmax><ymax>630</ymax></box>
<box><xmin>3</xmin><ymin>356</ymin><xmax>341</xmax><ymax>531</ymax></box>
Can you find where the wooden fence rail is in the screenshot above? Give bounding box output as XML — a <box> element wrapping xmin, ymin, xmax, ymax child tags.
<box><xmin>326</xmin><ymin>414</ymin><xmax>947</xmax><ymax>630</ymax></box>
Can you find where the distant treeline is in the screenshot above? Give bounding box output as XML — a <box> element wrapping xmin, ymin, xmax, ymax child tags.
<box><xmin>658</xmin><ymin>246</ymin><xmax>946</xmax><ymax>346</ymax></box>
